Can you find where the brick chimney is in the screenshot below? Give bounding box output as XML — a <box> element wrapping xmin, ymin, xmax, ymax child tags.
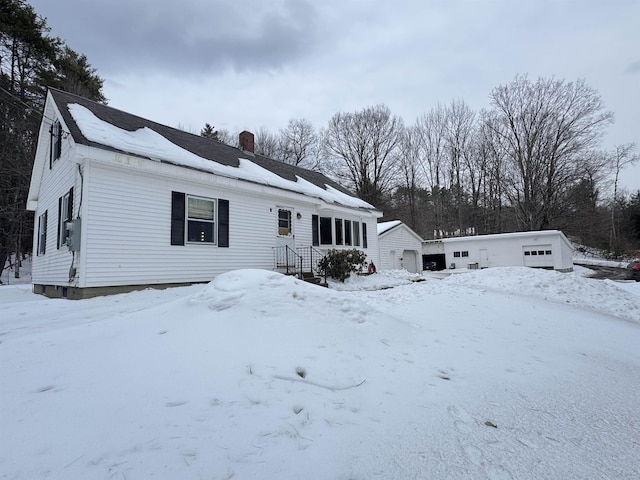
<box><xmin>239</xmin><ymin>130</ymin><xmax>254</xmax><ymax>153</ymax></box>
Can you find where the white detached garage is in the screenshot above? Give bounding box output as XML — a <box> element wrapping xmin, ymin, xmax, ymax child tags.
<box><xmin>377</xmin><ymin>221</ymin><xmax>424</xmax><ymax>273</ymax></box>
<box><xmin>422</xmin><ymin>230</ymin><xmax>574</xmax><ymax>272</ymax></box>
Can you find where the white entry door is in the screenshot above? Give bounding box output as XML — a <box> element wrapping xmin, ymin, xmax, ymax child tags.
<box><xmin>480</xmin><ymin>249</ymin><xmax>489</xmax><ymax>268</ymax></box>
<box><xmin>276</xmin><ymin>207</ymin><xmax>296</xmax><ymax>251</ymax></box>
<box><xmin>402</xmin><ymin>250</ymin><xmax>418</xmax><ymax>273</ymax></box>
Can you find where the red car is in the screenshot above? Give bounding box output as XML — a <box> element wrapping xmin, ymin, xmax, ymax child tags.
<box><xmin>627</xmin><ymin>260</ymin><xmax>640</xmax><ymax>282</ymax></box>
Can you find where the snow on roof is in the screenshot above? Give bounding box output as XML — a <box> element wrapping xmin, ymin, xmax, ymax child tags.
<box><xmin>424</xmin><ymin>230</ymin><xmax>569</xmax><ymax>243</ymax></box>
<box><xmin>68</xmin><ymin>103</ymin><xmax>374</xmax><ymax>211</ymax></box>
<box><xmin>377</xmin><ymin>220</ymin><xmax>402</xmax><ymax>235</ymax></box>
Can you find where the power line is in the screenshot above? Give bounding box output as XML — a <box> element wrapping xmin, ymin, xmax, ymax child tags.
<box><xmin>0</xmin><ymin>87</ymin><xmax>70</xmax><ymax>137</ymax></box>
<box><xmin>0</xmin><ymin>86</ymin><xmax>55</xmax><ymax>124</ymax></box>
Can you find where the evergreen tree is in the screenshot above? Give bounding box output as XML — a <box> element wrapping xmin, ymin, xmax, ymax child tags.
<box><xmin>0</xmin><ymin>0</ymin><xmax>105</xmax><ymax>278</ymax></box>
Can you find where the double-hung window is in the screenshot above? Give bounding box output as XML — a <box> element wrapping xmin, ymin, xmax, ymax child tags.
<box><xmin>58</xmin><ymin>188</ymin><xmax>73</xmax><ymax>248</ymax></box>
<box><xmin>319</xmin><ymin>217</ymin><xmax>332</xmax><ymax>245</ymax></box>
<box><xmin>171</xmin><ymin>192</ymin><xmax>229</xmax><ymax>246</ymax></box>
<box><xmin>187</xmin><ymin>196</ymin><xmax>215</xmax><ymax>243</ymax></box>
<box><xmin>335</xmin><ymin>218</ymin><xmax>343</xmax><ymax>245</ymax></box>
<box><xmin>38</xmin><ymin>211</ymin><xmax>48</xmax><ymax>255</ymax></box>
<box><xmin>344</xmin><ymin>220</ymin><xmax>352</xmax><ymax>246</ymax></box>
<box><xmin>353</xmin><ymin>222</ymin><xmax>360</xmax><ymax>247</ymax></box>
<box><xmin>50</xmin><ymin>121</ymin><xmax>62</xmax><ymax>166</ymax></box>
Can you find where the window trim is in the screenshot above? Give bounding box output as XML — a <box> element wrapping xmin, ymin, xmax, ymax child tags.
<box><xmin>38</xmin><ymin>211</ymin><xmax>48</xmax><ymax>255</ymax></box>
<box><xmin>186</xmin><ymin>195</ymin><xmax>216</xmax><ymax>244</ymax></box>
<box><xmin>344</xmin><ymin>220</ymin><xmax>352</xmax><ymax>246</ymax></box>
<box><xmin>353</xmin><ymin>221</ymin><xmax>360</xmax><ymax>247</ymax></box>
<box><xmin>50</xmin><ymin>121</ymin><xmax>62</xmax><ymax>167</ymax></box>
<box><xmin>319</xmin><ymin>216</ymin><xmax>333</xmax><ymax>245</ymax></box>
<box><xmin>335</xmin><ymin>218</ymin><xmax>343</xmax><ymax>245</ymax></box>
<box><xmin>58</xmin><ymin>188</ymin><xmax>73</xmax><ymax>249</ymax></box>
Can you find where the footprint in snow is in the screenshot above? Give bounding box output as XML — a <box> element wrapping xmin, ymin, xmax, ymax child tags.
<box><xmin>447</xmin><ymin>404</ymin><xmax>474</xmax><ymax>424</ymax></box>
<box><xmin>448</xmin><ymin>404</ymin><xmax>474</xmax><ymax>433</ymax></box>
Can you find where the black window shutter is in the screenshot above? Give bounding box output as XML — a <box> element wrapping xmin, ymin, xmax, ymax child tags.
<box><xmin>57</xmin><ymin>196</ymin><xmax>63</xmax><ymax>248</ymax></box>
<box><xmin>68</xmin><ymin>187</ymin><xmax>74</xmax><ymax>219</ymax></box>
<box><xmin>218</xmin><ymin>199</ymin><xmax>229</xmax><ymax>247</ymax></box>
<box><xmin>42</xmin><ymin>210</ymin><xmax>48</xmax><ymax>255</ymax></box>
<box><xmin>312</xmin><ymin>214</ymin><xmax>319</xmax><ymax>246</ymax></box>
<box><xmin>363</xmin><ymin>222</ymin><xmax>368</xmax><ymax>249</ymax></box>
<box><xmin>49</xmin><ymin>125</ymin><xmax>54</xmax><ymax>168</ymax></box>
<box><xmin>37</xmin><ymin>214</ymin><xmax>42</xmax><ymax>255</ymax></box>
<box><xmin>55</xmin><ymin>123</ymin><xmax>62</xmax><ymax>159</ymax></box>
<box><xmin>171</xmin><ymin>191</ymin><xmax>185</xmax><ymax>245</ymax></box>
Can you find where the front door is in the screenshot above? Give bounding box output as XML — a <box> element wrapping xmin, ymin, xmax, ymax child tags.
<box><xmin>275</xmin><ymin>207</ymin><xmax>295</xmax><ymax>266</ymax></box>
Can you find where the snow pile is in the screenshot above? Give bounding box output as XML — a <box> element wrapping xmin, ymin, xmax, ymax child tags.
<box><xmin>68</xmin><ymin>103</ymin><xmax>373</xmax><ymax>210</ymax></box>
<box><xmin>2</xmin><ymin>268</ymin><xmax>639</xmax><ymax>479</ymax></box>
<box><xmin>441</xmin><ymin>266</ymin><xmax>640</xmax><ymax>324</ymax></box>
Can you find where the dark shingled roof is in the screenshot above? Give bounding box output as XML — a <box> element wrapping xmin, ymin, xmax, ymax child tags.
<box><xmin>49</xmin><ymin>88</ymin><xmax>363</xmax><ymax>203</ymax></box>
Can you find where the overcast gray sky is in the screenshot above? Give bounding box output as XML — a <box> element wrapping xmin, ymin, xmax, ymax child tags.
<box><xmin>30</xmin><ymin>0</ymin><xmax>640</xmax><ymax>192</ymax></box>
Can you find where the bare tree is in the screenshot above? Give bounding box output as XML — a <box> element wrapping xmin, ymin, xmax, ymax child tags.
<box><xmin>254</xmin><ymin>126</ymin><xmax>282</xmax><ymax>159</ymax></box>
<box><xmin>414</xmin><ymin>105</ymin><xmax>449</xmax><ymax>234</ymax></box>
<box><xmin>279</xmin><ymin>118</ymin><xmax>321</xmax><ymax>169</ymax></box>
<box><xmin>443</xmin><ymin>99</ymin><xmax>476</xmax><ymax>232</ymax></box>
<box><xmin>215</xmin><ymin>128</ymin><xmax>236</xmax><ymax>147</ymax></box>
<box><xmin>476</xmin><ymin>110</ymin><xmax>507</xmax><ymax>233</ymax></box>
<box><xmin>487</xmin><ymin>75</ymin><xmax>614</xmax><ymax>230</ymax></box>
<box><xmin>393</xmin><ymin>125</ymin><xmax>424</xmax><ymax>229</ymax></box>
<box><xmin>324</xmin><ymin>104</ymin><xmax>403</xmax><ymax>207</ymax></box>
<box><xmin>608</xmin><ymin>143</ymin><xmax>639</xmax><ymax>251</ymax></box>
<box><xmin>416</xmin><ymin>105</ymin><xmax>447</xmax><ymax>191</ymax></box>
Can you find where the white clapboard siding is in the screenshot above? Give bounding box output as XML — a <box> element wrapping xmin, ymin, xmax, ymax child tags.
<box><xmin>378</xmin><ymin>224</ymin><xmax>423</xmax><ymax>271</ymax></box>
<box><xmin>435</xmin><ymin>230</ymin><xmax>574</xmax><ymax>271</ymax></box>
<box><xmin>80</xmin><ymin>160</ymin><xmax>361</xmax><ymax>287</ymax></box>
<box><xmin>30</xmin><ymin>122</ymin><xmax>80</xmax><ymax>287</ymax></box>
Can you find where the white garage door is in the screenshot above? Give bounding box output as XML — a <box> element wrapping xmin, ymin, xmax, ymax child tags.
<box><xmin>523</xmin><ymin>244</ymin><xmax>553</xmax><ymax>268</ymax></box>
<box><xmin>402</xmin><ymin>250</ymin><xmax>418</xmax><ymax>273</ymax></box>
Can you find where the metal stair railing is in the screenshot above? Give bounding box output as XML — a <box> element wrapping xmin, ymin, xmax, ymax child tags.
<box><xmin>296</xmin><ymin>246</ymin><xmax>327</xmax><ymax>284</ymax></box>
<box><xmin>273</xmin><ymin>245</ymin><xmax>302</xmax><ymax>276</ymax></box>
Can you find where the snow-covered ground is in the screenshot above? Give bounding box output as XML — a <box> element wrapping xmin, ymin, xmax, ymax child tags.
<box><xmin>1</xmin><ymin>267</ymin><xmax>639</xmax><ymax>479</ymax></box>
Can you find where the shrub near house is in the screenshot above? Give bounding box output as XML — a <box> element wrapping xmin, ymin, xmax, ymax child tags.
<box><xmin>319</xmin><ymin>249</ymin><xmax>367</xmax><ymax>282</ymax></box>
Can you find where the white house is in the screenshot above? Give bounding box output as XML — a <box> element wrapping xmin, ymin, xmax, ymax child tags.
<box><xmin>27</xmin><ymin>88</ymin><xmax>382</xmax><ymax>298</ymax></box>
<box><xmin>377</xmin><ymin>221</ymin><xmax>424</xmax><ymax>273</ymax></box>
<box><xmin>422</xmin><ymin>230</ymin><xmax>574</xmax><ymax>272</ymax></box>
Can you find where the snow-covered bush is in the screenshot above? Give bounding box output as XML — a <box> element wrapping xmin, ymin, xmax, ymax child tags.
<box><xmin>318</xmin><ymin>249</ymin><xmax>367</xmax><ymax>282</ymax></box>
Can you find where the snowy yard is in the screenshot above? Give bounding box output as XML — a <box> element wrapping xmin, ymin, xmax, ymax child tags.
<box><xmin>1</xmin><ymin>267</ymin><xmax>639</xmax><ymax>479</ymax></box>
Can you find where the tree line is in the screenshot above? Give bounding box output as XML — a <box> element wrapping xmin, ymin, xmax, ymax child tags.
<box><xmin>0</xmin><ymin>0</ymin><xmax>105</xmax><ymax>277</ymax></box>
<box><xmin>2</xmin><ymin>0</ymin><xmax>639</xmax><ymax>281</ymax></box>
<box><xmin>203</xmin><ymin>77</ymin><xmax>640</xmax><ymax>256</ymax></box>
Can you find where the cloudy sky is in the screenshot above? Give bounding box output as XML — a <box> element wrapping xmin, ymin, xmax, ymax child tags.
<box><xmin>30</xmin><ymin>0</ymin><xmax>640</xmax><ymax>192</ymax></box>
